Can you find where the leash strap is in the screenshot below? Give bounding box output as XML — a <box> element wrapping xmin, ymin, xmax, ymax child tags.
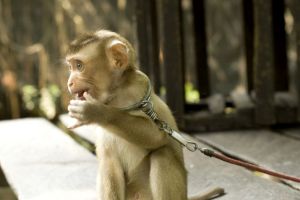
<box><xmin>168</xmin><ymin>127</ymin><xmax>300</xmax><ymax>183</ymax></box>
<box><xmin>121</xmin><ymin>78</ymin><xmax>300</xmax><ymax>183</ymax></box>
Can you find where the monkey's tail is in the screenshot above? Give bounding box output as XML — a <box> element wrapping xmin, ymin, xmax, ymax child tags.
<box><xmin>188</xmin><ymin>187</ymin><xmax>225</xmax><ymax>200</ymax></box>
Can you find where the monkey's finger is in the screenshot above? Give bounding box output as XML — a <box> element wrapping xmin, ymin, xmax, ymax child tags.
<box><xmin>83</xmin><ymin>92</ymin><xmax>96</xmax><ymax>103</ymax></box>
<box><xmin>70</xmin><ymin>99</ymin><xmax>86</xmax><ymax>106</ymax></box>
<box><xmin>68</xmin><ymin>104</ymin><xmax>84</xmax><ymax>113</ymax></box>
<box><xmin>68</xmin><ymin>111</ymin><xmax>85</xmax><ymax>121</ymax></box>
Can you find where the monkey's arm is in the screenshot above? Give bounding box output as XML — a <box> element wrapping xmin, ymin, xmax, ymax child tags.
<box><xmin>68</xmin><ymin>96</ymin><xmax>168</xmax><ymax>149</ymax></box>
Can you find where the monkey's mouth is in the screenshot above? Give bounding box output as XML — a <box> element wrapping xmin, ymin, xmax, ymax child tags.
<box><xmin>76</xmin><ymin>90</ymin><xmax>89</xmax><ymax>100</ymax></box>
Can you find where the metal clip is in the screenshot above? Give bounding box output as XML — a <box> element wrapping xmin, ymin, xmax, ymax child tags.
<box><xmin>186</xmin><ymin>142</ymin><xmax>198</xmax><ymax>152</ymax></box>
<box><xmin>155</xmin><ymin>120</ymin><xmax>173</xmax><ymax>135</ymax></box>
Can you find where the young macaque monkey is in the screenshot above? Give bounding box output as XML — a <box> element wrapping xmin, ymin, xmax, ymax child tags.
<box><xmin>66</xmin><ymin>30</ymin><xmax>224</xmax><ymax>200</ymax></box>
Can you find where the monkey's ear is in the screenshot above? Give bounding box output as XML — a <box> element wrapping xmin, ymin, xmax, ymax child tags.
<box><xmin>106</xmin><ymin>39</ymin><xmax>129</xmax><ymax>70</ymax></box>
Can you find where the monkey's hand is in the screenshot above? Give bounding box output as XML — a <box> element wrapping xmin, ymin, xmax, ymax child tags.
<box><xmin>68</xmin><ymin>92</ymin><xmax>108</xmax><ymax>129</ymax></box>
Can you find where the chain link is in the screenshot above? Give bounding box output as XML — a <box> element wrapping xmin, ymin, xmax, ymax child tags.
<box><xmin>139</xmin><ymin>99</ymin><xmax>158</xmax><ymax>121</ymax></box>
<box><xmin>121</xmin><ymin>79</ymin><xmax>200</xmax><ymax>153</ymax></box>
<box><xmin>139</xmin><ymin>98</ymin><xmax>173</xmax><ymax>135</ymax></box>
<box><xmin>155</xmin><ymin>120</ymin><xmax>173</xmax><ymax>135</ymax></box>
<box><xmin>139</xmin><ymin>96</ymin><xmax>200</xmax><ymax>152</ymax></box>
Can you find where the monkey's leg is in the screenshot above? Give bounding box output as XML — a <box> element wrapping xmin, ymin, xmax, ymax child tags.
<box><xmin>97</xmin><ymin>153</ymin><xmax>125</xmax><ymax>200</ymax></box>
<box><xmin>149</xmin><ymin>146</ymin><xmax>187</xmax><ymax>200</ymax></box>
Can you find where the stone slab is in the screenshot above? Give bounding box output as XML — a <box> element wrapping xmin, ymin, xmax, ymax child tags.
<box><xmin>195</xmin><ymin>129</ymin><xmax>300</xmax><ymax>189</ymax></box>
<box><xmin>58</xmin><ymin>116</ymin><xmax>300</xmax><ymax>199</ymax></box>
<box><xmin>281</xmin><ymin>128</ymin><xmax>300</xmax><ymax>140</ymax></box>
<box><xmin>185</xmin><ymin>146</ymin><xmax>300</xmax><ymax>200</ymax></box>
<box><xmin>0</xmin><ymin>118</ymin><xmax>97</xmax><ymax>200</ymax></box>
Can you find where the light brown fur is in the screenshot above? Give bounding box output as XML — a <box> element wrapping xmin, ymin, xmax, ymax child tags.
<box><xmin>66</xmin><ymin>30</ymin><xmax>224</xmax><ymax>200</ymax></box>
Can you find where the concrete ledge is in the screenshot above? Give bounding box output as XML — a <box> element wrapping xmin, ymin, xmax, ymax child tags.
<box><xmin>0</xmin><ymin>118</ymin><xmax>97</xmax><ymax>200</ymax></box>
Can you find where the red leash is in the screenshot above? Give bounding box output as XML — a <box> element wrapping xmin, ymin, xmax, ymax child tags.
<box><xmin>125</xmin><ymin>85</ymin><xmax>300</xmax><ymax>183</ymax></box>
<box><xmin>200</xmin><ymin>148</ymin><xmax>300</xmax><ymax>183</ymax></box>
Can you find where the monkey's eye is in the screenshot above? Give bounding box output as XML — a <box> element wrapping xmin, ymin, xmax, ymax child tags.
<box><xmin>76</xmin><ymin>62</ymin><xmax>84</xmax><ymax>71</ymax></box>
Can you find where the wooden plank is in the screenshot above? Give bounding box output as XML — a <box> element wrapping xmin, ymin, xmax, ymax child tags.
<box><xmin>148</xmin><ymin>1</ymin><xmax>162</xmax><ymax>94</ymax></box>
<box><xmin>156</xmin><ymin>0</ymin><xmax>185</xmax><ymax>127</ymax></box>
<box><xmin>275</xmin><ymin>92</ymin><xmax>297</xmax><ymax>124</ymax></box>
<box><xmin>275</xmin><ymin>107</ymin><xmax>297</xmax><ymax>124</ymax></box>
<box><xmin>134</xmin><ymin>0</ymin><xmax>150</xmax><ymax>75</ymax></box>
<box><xmin>0</xmin><ymin>166</ymin><xmax>9</xmax><ymax>187</ymax></box>
<box><xmin>244</xmin><ymin>0</ymin><xmax>288</xmax><ymax>93</ymax></box>
<box><xmin>242</xmin><ymin>0</ymin><xmax>254</xmax><ymax>92</ymax></box>
<box><xmin>134</xmin><ymin>0</ymin><xmax>161</xmax><ymax>93</ymax></box>
<box><xmin>272</xmin><ymin>0</ymin><xmax>288</xmax><ymax>91</ymax></box>
<box><xmin>253</xmin><ymin>0</ymin><xmax>275</xmax><ymax>125</ymax></box>
<box><xmin>0</xmin><ymin>118</ymin><xmax>97</xmax><ymax>200</ymax></box>
<box><xmin>289</xmin><ymin>0</ymin><xmax>300</xmax><ymax>122</ymax></box>
<box><xmin>196</xmin><ymin>129</ymin><xmax>300</xmax><ymax>189</ymax></box>
<box><xmin>0</xmin><ymin>187</ymin><xmax>17</xmax><ymax>200</ymax></box>
<box><xmin>192</xmin><ymin>0</ymin><xmax>210</xmax><ymax>97</ymax></box>
<box><xmin>184</xmin><ymin>109</ymin><xmax>254</xmax><ymax>132</ymax></box>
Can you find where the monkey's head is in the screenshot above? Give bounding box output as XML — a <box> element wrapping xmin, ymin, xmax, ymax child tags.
<box><xmin>65</xmin><ymin>30</ymin><xmax>137</xmax><ymax>102</ymax></box>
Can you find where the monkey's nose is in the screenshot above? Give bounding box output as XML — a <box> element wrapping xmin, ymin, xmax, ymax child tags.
<box><xmin>68</xmin><ymin>78</ymin><xmax>74</xmax><ymax>88</ymax></box>
<box><xmin>68</xmin><ymin>80</ymin><xmax>74</xmax><ymax>88</ymax></box>
<box><xmin>67</xmin><ymin>81</ymin><xmax>75</xmax><ymax>94</ymax></box>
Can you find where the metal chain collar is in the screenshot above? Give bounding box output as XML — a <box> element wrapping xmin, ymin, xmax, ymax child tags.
<box><xmin>120</xmin><ymin>78</ymin><xmax>202</xmax><ymax>152</ymax></box>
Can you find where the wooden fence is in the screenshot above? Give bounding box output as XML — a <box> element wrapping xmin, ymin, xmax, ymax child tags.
<box><xmin>1</xmin><ymin>0</ymin><xmax>299</xmax><ymax>132</ymax></box>
<box><xmin>133</xmin><ymin>0</ymin><xmax>300</xmax><ymax>132</ymax></box>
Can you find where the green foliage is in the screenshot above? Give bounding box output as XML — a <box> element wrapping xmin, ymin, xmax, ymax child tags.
<box><xmin>160</xmin><ymin>86</ymin><xmax>166</xmax><ymax>97</ymax></box>
<box><xmin>48</xmin><ymin>84</ymin><xmax>61</xmax><ymax>98</ymax></box>
<box><xmin>185</xmin><ymin>82</ymin><xmax>200</xmax><ymax>103</ymax></box>
<box><xmin>21</xmin><ymin>84</ymin><xmax>61</xmax><ymax>119</ymax></box>
<box><xmin>159</xmin><ymin>83</ymin><xmax>200</xmax><ymax>104</ymax></box>
<box><xmin>22</xmin><ymin>85</ymin><xmax>39</xmax><ymax>111</ymax></box>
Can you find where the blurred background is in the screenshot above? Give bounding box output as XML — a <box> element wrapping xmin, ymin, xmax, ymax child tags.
<box><xmin>2</xmin><ymin>1</ymin><xmax>300</xmax><ymax>199</ymax></box>
<box><xmin>0</xmin><ymin>0</ymin><xmax>137</xmax><ymax>120</ymax></box>
<box><xmin>0</xmin><ymin>0</ymin><xmax>298</xmax><ymax>129</ymax></box>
